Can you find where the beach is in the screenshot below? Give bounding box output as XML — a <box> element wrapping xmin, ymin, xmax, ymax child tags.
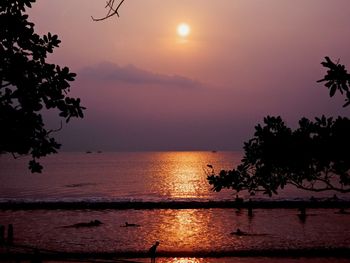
<box><xmin>0</xmin><ymin>152</ymin><xmax>349</xmax><ymax>262</ymax></box>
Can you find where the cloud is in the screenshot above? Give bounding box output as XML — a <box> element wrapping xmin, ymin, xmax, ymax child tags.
<box><xmin>78</xmin><ymin>62</ymin><xmax>202</xmax><ymax>89</ymax></box>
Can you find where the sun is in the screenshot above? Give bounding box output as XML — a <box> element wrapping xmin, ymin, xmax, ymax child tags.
<box><xmin>177</xmin><ymin>23</ymin><xmax>190</xmax><ymax>38</ymax></box>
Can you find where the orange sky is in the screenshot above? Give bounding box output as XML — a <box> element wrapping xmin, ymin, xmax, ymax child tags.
<box><xmin>28</xmin><ymin>0</ymin><xmax>350</xmax><ymax>151</ymax></box>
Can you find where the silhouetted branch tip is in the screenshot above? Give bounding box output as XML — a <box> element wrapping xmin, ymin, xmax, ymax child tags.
<box><xmin>47</xmin><ymin>121</ymin><xmax>63</xmax><ymax>135</ymax></box>
<box><xmin>92</xmin><ymin>0</ymin><xmax>125</xmax><ymax>21</ymax></box>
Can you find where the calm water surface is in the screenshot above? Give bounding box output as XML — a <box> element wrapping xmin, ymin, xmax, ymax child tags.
<box><xmin>0</xmin><ymin>152</ymin><xmax>239</xmax><ymax>202</ymax></box>
<box><xmin>0</xmin><ymin>152</ymin><xmax>346</xmax><ymax>202</ymax></box>
<box><xmin>0</xmin><ymin>208</ymin><xmax>349</xmax><ymax>253</ymax></box>
<box><xmin>0</xmin><ymin>152</ymin><xmax>349</xmax><ymax>259</ymax></box>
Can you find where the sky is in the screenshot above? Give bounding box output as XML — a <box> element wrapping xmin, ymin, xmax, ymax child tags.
<box><xmin>28</xmin><ymin>0</ymin><xmax>350</xmax><ymax>151</ymax></box>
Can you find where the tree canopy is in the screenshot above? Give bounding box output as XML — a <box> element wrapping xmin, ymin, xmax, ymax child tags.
<box><xmin>207</xmin><ymin>57</ymin><xmax>350</xmax><ymax>196</ymax></box>
<box><xmin>0</xmin><ymin>0</ymin><xmax>85</xmax><ymax>172</ymax></box>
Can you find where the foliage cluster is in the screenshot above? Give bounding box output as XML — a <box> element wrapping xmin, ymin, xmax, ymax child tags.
<box><xmin>208</xmin><ymin>116</ymin><xmax>350</xmax><ymax>195</ymax></box>
<box><xmin>318</xmin><ymin>56</ymin><xmax>350</xmax><ymax>107</ymax></box>
<box><xmin>0</xmin><ymin>0</ymin><xmax>85</xmax><ymax>172</ymax></box>
<box><xmin>208</xmin><ymin>57</ymin><xmax>350</xmax><ymax>196</ymax></box>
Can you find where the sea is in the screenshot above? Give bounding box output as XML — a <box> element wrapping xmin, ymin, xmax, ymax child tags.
<box><xmin>0</xmin><ymin>151</ymin><xmax>349</xmax><ymax>263</ymax></box>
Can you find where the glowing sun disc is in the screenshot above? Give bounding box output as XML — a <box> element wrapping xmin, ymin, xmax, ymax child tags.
<box><xmin>177</xmin><ymin>23</ymin><xmax>190</xmax><ymax>37</ymax></box>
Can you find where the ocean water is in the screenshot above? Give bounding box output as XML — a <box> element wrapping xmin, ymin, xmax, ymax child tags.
<box><xmin>0</xmin><ymin>152</ymin><xmax>350</xmax><ymax>261</ymax></box>
<box><xmin>0</xmin><ymin>151</ymin><xmax>240</xmax><ymax>202</ymax></box>
<box><xmin>0</xmin><ymin>151</ymin><xmax>347</xmax><ymax>202</ymax></box>
<box><xmin>0</xmin><ymin>208</ymin><xmax>349</xmax><ymax>253</ymax></box>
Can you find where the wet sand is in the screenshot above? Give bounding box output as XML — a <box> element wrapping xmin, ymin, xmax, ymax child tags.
<box><xmin>2</xmin><ymin>260</ymin><xmax>350</xmax><ymax>263</ymax></box>
<box><xmin>1</xmin><ymin>244</ymin><xmax>350</xmax><ymax>260</ymax></box>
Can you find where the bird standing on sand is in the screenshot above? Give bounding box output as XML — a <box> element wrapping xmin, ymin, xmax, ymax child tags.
<box><xmin>149</xmin><ymin>241</ymin><xmax>160</xmax><ymax>263</ymax></box>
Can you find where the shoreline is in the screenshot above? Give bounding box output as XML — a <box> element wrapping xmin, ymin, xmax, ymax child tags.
<box><xmin>2</xmin><ymin>246</ymin><xmax>350</xmax><ymax>260</ymax></box>
<box><xmin>0</xmin><ymin>200</ymin><xmax>349</xmax><ymax>210</ymax></box>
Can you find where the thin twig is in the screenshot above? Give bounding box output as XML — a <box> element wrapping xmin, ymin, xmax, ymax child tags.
<box><xmin>92</xmin><ymin>0</ymin><xmax>125</xmax><ymax>21</ymax></box>
<box><xmin>47</xmin><ymin>121</ymin><xmax>63</xmax><ymax>135</ymax></box>
<box><xmin>106</xmin><ymin>0</ymin><xmax>116</xmax><ymax>16</ymax></box>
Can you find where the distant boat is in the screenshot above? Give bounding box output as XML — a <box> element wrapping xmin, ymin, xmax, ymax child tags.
<box><xmin>211</xmin><ymin>150</ymin><xmax>217</xmax><ymax>153</ymax></box>
<box><xmin>86</xmin><ymin>151</ymin><xmax>92</xmax><ymax>154</ymax></box>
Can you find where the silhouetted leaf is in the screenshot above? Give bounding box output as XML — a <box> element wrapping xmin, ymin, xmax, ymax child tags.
<box><xmin>330</xmin><ymin>84</ymin><xmax>337</xmax><ymax>97</ymax></box>
<box><xmin>29</xmin><ymin>160</ymin><xmax>43</xmax><ymax>173</ymax></box>
<box><xmin>319</xmin><ymin>57</ymin><xmax>350</xmax><ymax>107</ymax></box>
<box><xmin>343</xmin><ymin>100</ymin><xmax>350</xmax><ymax>107</ymax></box>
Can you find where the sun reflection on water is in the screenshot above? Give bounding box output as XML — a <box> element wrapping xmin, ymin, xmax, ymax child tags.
<box><xmin>167</xmin><ymin>153</ymin><xmax>203</xmax><ymax>198</ymax></box>
<box><xmin>151</xmin><ymin>152</ymin><xmax>211</xmax><ymax>199</ymax></box>
<box><xmin>174</xmin><ymin>210</ymin><xmax>196</xmax><ymax>242</ymax></box>
<box><xmin>156</xmin><ymin>209</ymin><xmax>214</xmax><ymax>252</ymax></box>
<box><xmin>161</xmin><ymin>258</ymin><xmax>205</xmax><ymax>263</ymax></box>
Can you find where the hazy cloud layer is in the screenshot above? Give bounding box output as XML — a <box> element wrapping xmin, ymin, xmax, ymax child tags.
<box><xmin>60</xmin><ymin>60</ymin><xmax>347</xmax><ymax>152</ymax></box>
<box><xmin>79</xmin><ymin>62</ymin><xmax>202</xmax><ymax>89</ymax></box>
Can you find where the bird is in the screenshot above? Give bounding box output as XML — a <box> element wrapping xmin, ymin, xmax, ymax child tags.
<box><xmin>149</xmin><ymin>241</ymin><xmax>160</xmax><ymax>263</ymax></box>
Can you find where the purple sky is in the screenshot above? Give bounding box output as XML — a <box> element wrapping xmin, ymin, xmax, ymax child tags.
<box><xmin>29</xmin><ymin>0</ymin><xmax>350</xmax><ymax>151</ymax></box>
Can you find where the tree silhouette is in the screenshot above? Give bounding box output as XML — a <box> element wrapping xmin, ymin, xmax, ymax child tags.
<box><xmin>0</xmin><ymin>0</ymin><xmax>85</xmax><ymax>172</ymax></box>
<box><xmin>318</xmin><ymin>57</ymin><xmax>350</xmax><ymax>107</ymax></box>
<box><xmin>208</xmin><ymin>58</ymin><xmax>350</xmax><ymax>196</ymax></box>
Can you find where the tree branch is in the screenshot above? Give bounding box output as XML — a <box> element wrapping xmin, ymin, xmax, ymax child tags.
<box><xmin>47</xmin><ymin>121</ymin><xmax>63</xmax><ymax>135</ymax></box>
<box><xmin>105</xmin><ymin>0</ymin><xmax>117</xmax><ymax>17</ymax></box>
<box><xmin>289</xmin><ymin>180</ymin><xmax>350</xmax><ymax>193</ymax></box>
<box><xmin>92</xmin><ymin>0</ymin><xmax>125</xmax><ymax>21</ymax></box>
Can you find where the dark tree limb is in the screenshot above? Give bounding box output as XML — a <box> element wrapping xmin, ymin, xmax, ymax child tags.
<box><xmin>47</xmin><ymin>121</ymin><xmax>63</xmax><ymax>135</ymax></box>
<box><xmin>289</xmin><ymin>181</ymin><xmax>350</xmax><ymax>193</ymax></box>
<box><xmin>92</xmin><ymin>0</ymin><xmax>125</xmax><ymax>21</ymax></box>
